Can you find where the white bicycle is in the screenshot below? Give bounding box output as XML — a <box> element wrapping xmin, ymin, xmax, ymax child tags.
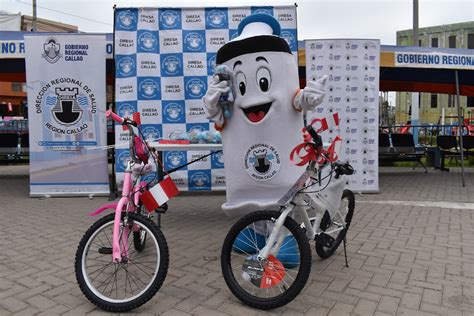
<box><xmin>221</xmin><ymin>123</ymin><xmax>355</xmax><ymax>310</ymax></box>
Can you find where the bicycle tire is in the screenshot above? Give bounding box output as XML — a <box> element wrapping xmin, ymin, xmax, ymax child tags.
<box><xmin>133</xmin><ymin>229</ymin><xmax>147</xmax><ymax>252</ymax></box>
<box><xmin>133</xmin><ymin>205</ymin><xmax>148</xmax><ymax>252</ymax></box>
<box><xmin>75</xmin><ymin>212</ymin><xmax>168</xmax><ymax>312</ymax></box>
<box><xmin>221</xmin><ymin>210</ymin><xmax>312</xmax><ymax>310</ymax></box>
<box><xmin>315</xmin><ymin>189</ymin><xmax>355</xmax><ymax>259</ymax></box>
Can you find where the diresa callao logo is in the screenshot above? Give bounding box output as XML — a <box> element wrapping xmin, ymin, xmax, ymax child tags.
<box><xmin>117</xmin><ymin>56</ymin><xmax>135</xmax><ymax>77</ymax></box>
<box><xmin>141</xmin><ymin>126</ymin><xmax>161</xmax><ymax>142</ymax></box>
<box><xmin>138</xmin><ymin>32</ymin><xmax>158</xmax><ymax>52</ymax></box>
<box><xmin>164</xmin><ymin>102</ymin><xmax>184</xmax><ymax>123</ymax></box>
<box><xmin>117</xmin><ymin>102</ymin><xmax>136</xmax><ymax>118</ymax></box>
<box><xmin>252</xmin><ymin>7</ymin><xmax>273</xmax><ymax>16</ymax></box>
<box><xmin>159</xmin><ymin>9</ymin><xmax>180</xmax><ymax>29</ymax></box>
<box><xmin>184</xmin><ymin>32</ymin><xmax>205</xmax><ymax>52</ymax></box>
<box><xmin>229</xmin><ymin>29</ymin><xmax>239</xmax><ymax>40</ymax></box>
<box><xmin>186</xmin><ymin>78</ymin><xmax>206</xmax><ymax>98</ymax></box>
<box><xmin>281</xmin><ymin>31</ymin><xmax>295</xmax><ymax>50</ymax></box>
<box><xmin>207</xmin><ymin>54</ymin><xmax>217</xmax><ymax>75</ymax></box>
<box><xmin>161</xmin><ymin>55</ymin><xmax>182</xmax><ymax>76</ymax></box>
<box><xmin>42</xmin><ymin>37</ymin><xmax>61</xmax><ymax>64</ymax></box>
<box><xmin>139</xmin><ymin>78</ymin><xmax>160</xmax><ymax>99</ymax></box>
<box><xmin>212</xmin><ymin>151</ymin><xmax>225</xmax><ymax>168</ymax></box>
<box><xmin>117</xmin><ymin>150</ymin><xmax>130</xmax><ymax>172</ymax></box>
<box><xmin>190</xmin><ymin>171</ymin><xmax>210</xmax><ymax>189</ymax></box>
<box><xmin>166</xmin><ymin>151</ymin><xmax>186</xmax><ymax>168</ymax></box>
<box><xmin>117</xmin><ymin>10</ymin><xmax>137</xmax><ymax>30</ymax></box>
<box><xmin>206</xmin><ymin>9</ymin><xmax>227</xmax><ymax>28</ymax></box>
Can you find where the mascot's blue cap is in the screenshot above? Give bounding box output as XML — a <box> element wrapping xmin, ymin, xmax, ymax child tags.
<box><xmin>216</xmin><ymin>13</ymin><xmax>291</xmax><ymax>64</ymax></box>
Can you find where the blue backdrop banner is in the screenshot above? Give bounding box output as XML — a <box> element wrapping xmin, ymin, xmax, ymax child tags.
<box><xmin>114</xmin><ymin>6</ymin><xmax>298</xmax><ymax>191</ymax></box>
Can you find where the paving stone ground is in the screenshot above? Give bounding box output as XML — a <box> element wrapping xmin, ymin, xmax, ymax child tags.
<box><xmin>1</xmin><ymin>164</ymin><xmax>474</xmax><ymax>315</ymax></box>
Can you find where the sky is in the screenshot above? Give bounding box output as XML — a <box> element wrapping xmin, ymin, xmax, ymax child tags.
<box><xmin>2</xmin><ymin>0</ymin><xmax>474</xmax><ymax>45</ymax></box>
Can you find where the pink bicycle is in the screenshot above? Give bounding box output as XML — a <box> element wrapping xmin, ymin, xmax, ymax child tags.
<box><xmin>75</xmin><ymin>110</ymin><xmax>169</xmax><ymax>312</ymax></box>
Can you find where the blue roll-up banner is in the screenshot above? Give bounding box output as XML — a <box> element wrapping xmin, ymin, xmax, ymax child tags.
<box><xmin>25</xmin><ymin>34</ymin><xmax>109</xmax><ymax>197</ymax></box>
<box><xmin>113</xmin><ymin>6</ymin><xmax>298</xmax><ymax>191</ymax></box>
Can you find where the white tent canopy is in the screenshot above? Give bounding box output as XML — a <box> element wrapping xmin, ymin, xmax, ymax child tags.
<box><xmin>0</xmin><ymin>11</ymin><xmax>21</xmax><ymax>31</ymax></box>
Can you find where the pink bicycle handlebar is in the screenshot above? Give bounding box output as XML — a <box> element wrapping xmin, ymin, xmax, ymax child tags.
<box><xmin>106</xmin><ymin>109</ymin><xmax>124</xmax><ymax>124</ymax></box>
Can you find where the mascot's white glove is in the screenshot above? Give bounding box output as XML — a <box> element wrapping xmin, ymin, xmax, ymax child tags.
<box><xmin>203</xmin><ymin>75</ymin><xmax>232</xmax><ymax>128</ymax></box>
<box><xmin>293</xmin><ymin>75</ymin><xmax>328</xmax><ymax>111</ymax></box>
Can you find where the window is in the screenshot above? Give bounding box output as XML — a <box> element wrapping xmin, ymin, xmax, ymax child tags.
<box><xmin>449</xmin><ymin>36</ymin><xmax>456</xmax><ymax>48</ymax></box>
<box><xmin>431</xmin><ymin>94</ymin><xmax>438</xmax><ymax>108</ymax></box>
<box><xmin>448</xmin><ymin>95</ymin><xmax>454</xmax><ymax>108</ymax></box>
<box><xmin>468</xmin><ymin>34</ymin><xmax>474</xmax><ymax>49</ymax></box>
<box><xmin>431</xmin><ymin>38</ymin><xmax>438</xmax><ymax>48</ymax></box>
<box><xmin>468</xmin><ymin>97</ymin><xmax>474</xmax><ymax>108</ymax></box>
<box><xmin>11</xmin><ymin>82</ymin><xmax>22</xmax><ymax>92</ymax></box>
<box><xmin>11</xmin><ymin>82</ymin><xmax>26</xmax><ymax>92</ymax></box>
<box><xmin>418</xmin><ymin>39</ymin><xmax>422</xmax><ymax>47</ymax></box>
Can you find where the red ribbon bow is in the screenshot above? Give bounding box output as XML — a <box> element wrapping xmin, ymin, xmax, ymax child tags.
<box><xmin>290</xmin><ymin>113</ymin><xmax>342</xmax><ymax>166</ymax></box>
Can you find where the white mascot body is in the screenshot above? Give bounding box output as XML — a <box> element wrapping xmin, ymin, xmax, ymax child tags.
<box><xmin>204</xmin><ymin>14</ymin><xmax>326</xmax><ymax>216</ymax></box>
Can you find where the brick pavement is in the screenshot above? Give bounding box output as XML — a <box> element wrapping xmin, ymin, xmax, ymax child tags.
<box><xmin>0</xmin><ymin>165</ymin><xmax>474</xmax><ymax>315</ymax></box>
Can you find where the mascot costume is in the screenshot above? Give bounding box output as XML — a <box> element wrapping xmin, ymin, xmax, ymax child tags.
<box><xmin>204</xmin><ymin>14</ymin><xmax>326</xmax><ymax>216</ymax></box>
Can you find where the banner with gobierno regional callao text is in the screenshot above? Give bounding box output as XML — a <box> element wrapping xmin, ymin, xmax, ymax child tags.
<box><xmin>25</xmin><ymin>34</ymin><xmax>109</xmax><ymax>197</ymax></box>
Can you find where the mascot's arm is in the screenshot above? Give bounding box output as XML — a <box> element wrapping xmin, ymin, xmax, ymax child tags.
<box><xmin>293</xmin><ymin>75</ymin><xmax>328</xmax><ymax>112</ymax></box>
<box><xmin>203</xmin><ymin>78</ymin><xmax>230</xmax><ymax>130</ymax></box>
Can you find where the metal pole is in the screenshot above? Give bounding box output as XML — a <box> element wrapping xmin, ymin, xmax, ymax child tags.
<box><xmin>411</xmin><ymin>0</ymin><xmax>419</xmax><ymax>144</ymax></box>
<box><xmin>32</xmin><ymin>0</ymin><xmax>37</xmax><ymax>32</ymax></box>
<box><xmin>109</xmin><ymin>4</ymin><xmax>118</xmax><ymax>200</ymax></box>
<box><xmin>413</xmin><ymin>0</ymin><xmax>419</xmax><ymax>45</ymax></box>
<box><xmin>455</xmin><ymin>70</ymin><xmax>465</xmax><ymax>187</ymax></box>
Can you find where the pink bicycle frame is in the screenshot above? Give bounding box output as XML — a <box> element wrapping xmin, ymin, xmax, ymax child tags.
<box><xmin>90</xmin><ymin>109</ymin><xmax>149</xmax><ymax>262</ymax></box>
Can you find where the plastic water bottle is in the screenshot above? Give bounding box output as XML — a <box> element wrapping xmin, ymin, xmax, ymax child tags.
<box><xmin>214</xmin><ymin>65</ymin><xmax>234</xmax><ymax>119</ymax></box>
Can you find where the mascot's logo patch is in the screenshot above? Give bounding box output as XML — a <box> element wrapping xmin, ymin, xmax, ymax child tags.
<box><xmin>244</xmin><ymin>143</ymin><xmax>281</xmax><ymax>182</ymax></box>
<box><xmin>51</xmin><ymin>87</ymin><xmax>83</xmax><ymax>126</ymax></box>
<box><xmin>42</xmin><ymin>38</ymin><xmax>61</xmax><ymax>64</ymax></box>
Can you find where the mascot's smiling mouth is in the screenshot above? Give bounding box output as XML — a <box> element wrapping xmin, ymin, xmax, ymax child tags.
<box><xmin>241</xmin><ymin>102</ymin><xmax>272</xmax><ymax>123</ymax></box>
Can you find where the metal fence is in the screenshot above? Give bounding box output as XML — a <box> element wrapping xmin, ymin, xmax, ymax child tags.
<box><xmin>379</xmin><ymin>124</ymin><xmax>470</xmax><ymax>147</ymax></box>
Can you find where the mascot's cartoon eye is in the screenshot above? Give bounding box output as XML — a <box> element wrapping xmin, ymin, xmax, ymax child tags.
<box><xmin>236</xmin><ymin>72</ymin><xmax>246</xmax><ymax>96</ymax></box>
<box><xmin>256</xmin><ymin>67</ymin><xmax>271</xmax><ymax>92</ymax></box>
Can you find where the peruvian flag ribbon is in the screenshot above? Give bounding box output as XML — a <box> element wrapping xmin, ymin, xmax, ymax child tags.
<box><xmin>140</xmin><ymin>176</ymin><xmax>179</xmax><ymax>212</ymax></box>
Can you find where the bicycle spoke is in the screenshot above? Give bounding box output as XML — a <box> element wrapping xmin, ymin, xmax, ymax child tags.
<box><xmin>130</xmin><ymin>261</ymin><xmax>156</xmax><ymax>270</ymax></box>
<box><xmin>87</xmin><ymin>262</ymin><xmax>114</xmax><ymax>277</ymax></box>
<box><xmin>99</xmin><ymin>264</ymin><xmax>119</xmax><ymax>294</ymax></box>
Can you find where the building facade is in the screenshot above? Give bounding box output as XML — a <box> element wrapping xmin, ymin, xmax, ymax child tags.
<box><xmin>0</xmin><ymin>15</ymin><xmax>78</xmax><ymax>118</ymax></box>
<box><xmin>396</xmin><ymin>22</ymin><xmax>474</xmax><ymax>125</ymax></box>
